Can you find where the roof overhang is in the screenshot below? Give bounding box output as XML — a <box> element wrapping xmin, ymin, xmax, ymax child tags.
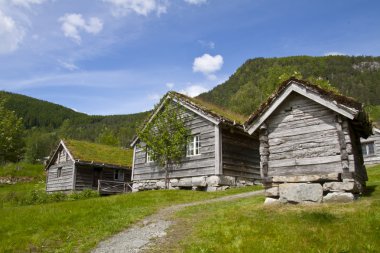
<box><xmin>74</xmin><ymin>160</ymin><xmax>131</xmax><ymax>170</ymax></box>
<box><xmin>245</xmin><ymin>81</ymin><xmax>359</xmax><ymax>135</ymax></box>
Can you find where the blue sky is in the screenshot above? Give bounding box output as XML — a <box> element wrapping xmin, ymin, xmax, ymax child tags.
<box><xmin>0</xmin><ymin>0</ymin><xmax>379</xmax><ymax>115</ymax></box>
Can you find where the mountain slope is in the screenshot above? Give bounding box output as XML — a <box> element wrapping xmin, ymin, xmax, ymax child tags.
<box><xmin>0</xmin><ymin>91</ymin><xmax>149</xmax><ymax>147</ymax></box>
<box><xmin>198</xmin><ymin>56</ymin><xmax>380</xmax><ymax>122</ymax></box>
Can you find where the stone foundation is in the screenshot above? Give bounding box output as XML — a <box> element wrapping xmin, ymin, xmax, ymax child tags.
<box><xmin>132</xmin><ymin>175</ymin><xmax>259</xmax><ymax>192</ymax></box>
<box><xmin>263</xmin><ymin>173</ymin><xmax>364</xmax><ymax>204</ymax></box>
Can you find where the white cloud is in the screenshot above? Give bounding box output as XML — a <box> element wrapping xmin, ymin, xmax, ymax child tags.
<box><xmin>198</xmin><ymin>40</ymin><xmax>215</xmax><ymax>49</ymax></box>
<box><xmin>324</xmin><ymin>51</ymin><xmax>347</xmax><ymax>56</ymax></box>
<box><xmin>193</xmin><ymin>53</ymin><xmax>223</xmax><ymax>79</ymax></box>
<box><xmin>59</xmin><ymin>14</ymin><xmax>103</xmax><ymax>43</ymax></box>
<box><xmin>58</xmin><ymin>60</ymin><xmax>79</xmax><ymax>71</ymax></box>
<box><xmin>180</xmin><ymin>85</ymin><xmax>208</xmax><ymax>97</ymax></box>
<box><xmin>184</xmin><ymin>0</ymin><xmax>207</xmax><ymax>5</ymax></box>
<box><xmin>0</xmin><ymin>9</ymin><xmax>25</xmax><ymax>54</ymax></box>
<box><xmin>11</xmin><ymin>0</ymin><xmax>47</xmax><ymax>8</ymax></box>
<box><xmin>103</xmin><ymin>0</ymin><xmax>168</xmax><ymax>17</ymax></box>
<box><xmin>165</xmin><ymin>82</ymin><xmax>174</xmax><ymax>89</ymax></box>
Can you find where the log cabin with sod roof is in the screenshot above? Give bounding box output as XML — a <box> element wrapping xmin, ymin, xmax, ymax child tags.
<box><xmin>130</xmin><ymin>91</ymin><xmax>261</xmax><ymax>192</ymax></box>
<box><xmin>45</xmin><ymin>140</ymin><xmax>133</xmax><ymax>195</ymax></box>
<box><xmin>244</xmin><ymin>78</ymin><xmax>373</xmax><ymax>204</ymax></box>
<box><xmin>361</xmin><ymin>127</ymin><xmax>380</xmax><ymax>166</ymax></box>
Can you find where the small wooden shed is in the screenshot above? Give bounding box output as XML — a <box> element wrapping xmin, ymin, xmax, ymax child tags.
<box><xmin>244</xmin><ymin>78</ymin><xmax>372</xmax><ymax>203</ymax></box>
<box><xmin>361</xmin><ymin>127</ymin><xmax>380</xmax><ymax>166</ymax></box>
<box><xmin>45</xmin><ymin>140</ymin><xmax>132</xmax><ymax>195</ymax></box>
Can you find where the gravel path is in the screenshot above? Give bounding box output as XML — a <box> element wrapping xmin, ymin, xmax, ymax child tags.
<box><xmin>92</xmin><ymin>190</ymin><xmax>264</xmax><ymax>253</ymax></box>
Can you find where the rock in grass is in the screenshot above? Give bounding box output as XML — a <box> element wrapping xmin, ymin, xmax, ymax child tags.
<box><xmin>323</xmin><ymin>192</ymin><xmax>355</xmax><ymax>203</ymax></box>
<box><xmin>264</xmin><ymin>197</ymin><xmax>280</xmax><ymax>205</ymax></box>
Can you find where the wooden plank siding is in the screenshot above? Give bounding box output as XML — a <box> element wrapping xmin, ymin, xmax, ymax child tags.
<box><xmin>361</xmin><ymin>131</ymin><xmax>380</xmax><ymax>165</ymax></box>
<box><xmin>46</xmin><ymin>161</ymin><xmax>75</xmax><ymax>192</ymax></box>
<box><xmin>75</xmin><ymin>165</ymin><xmax>131</xmax><ymax>191</ymax></box>
<box><xmin>133</xmin><ymin>110</ymin><xmax>216</xmax><ymax>180</ymax></box>
<box><xmin>265</xmin><ymin>93</ymin><xmax>345</xmax><ymax>177</ymax></box>
<box><xmin>74</xmin><ymin>165</ymin><xmax>94</xmax><ymax>191</ymax></box>
<box><xmin>221</xmin><ymin>128</ymin><xmax>261</xmax><ymax>180</ymax></box>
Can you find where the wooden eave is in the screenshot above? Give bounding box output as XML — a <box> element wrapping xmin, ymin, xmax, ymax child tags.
<box><xmin>244</xmin><ymin>78</ymin><xmax>370</xmax><ymax>136</ymax></box>
<box><xmin>45</xmin><ymin>140</ymin><xmax>75</xmax><ymax>170</ymax></box>
<box><xmin>74</xmin><ymin>160</ymin><xmax>131</xmax><ymax>170</ymax></box>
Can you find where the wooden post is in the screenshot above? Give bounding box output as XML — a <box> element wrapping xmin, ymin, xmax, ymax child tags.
<box><xmin>97</xmin><ymin>179</ymin><xmax>101</xmax><ymax>193</ymax></box>
<box><xmin>336</xmin><ymin>115</ymin><xmax>350</xmax><ymax>174</ymax></box>
<box><xmin>259</xmin><ymin>123</ymin><xmax>269</xmax><ymax>181</ymax></box>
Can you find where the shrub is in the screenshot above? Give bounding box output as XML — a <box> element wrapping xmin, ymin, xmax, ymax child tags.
<box><xmin>69</xmin><ymin>189</ymin><xmax>99</xmax><ymax>200</ymax></box>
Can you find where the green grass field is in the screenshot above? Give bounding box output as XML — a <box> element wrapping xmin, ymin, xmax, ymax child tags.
<box><xmin>0</xmin><ymin>183</ymin><xmax>261</xmax><ymax>252</ymax></box>
<box><xmin>0</xmin><ymin>162</ymin><xmax>45</xmax><ymax>180</ymax></box>
<box><xmin>173</xmin><ymin>165</ymin><xmax>380</xmax><ymax>253</ymax></box>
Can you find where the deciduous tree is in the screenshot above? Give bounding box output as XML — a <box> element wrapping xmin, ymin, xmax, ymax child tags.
<box><xmin>138</xmin><ymin>100</ymin><xmax>190</xmax><ymax>189</ymax></box>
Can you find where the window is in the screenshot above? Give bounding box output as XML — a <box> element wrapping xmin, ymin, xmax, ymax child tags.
<box><xmin>146</xmin><ymin>148</ymin><xmax>154</xmax><ymax>163</ymax></box>
<box><xmin>362</xmin><ymin>142</ymin><xmax>375</xmax><ymax>156</ymax></box>
<box><xmin>114</xmin><ymin>169</ymin><xmax>124</xmax><ymax>181</ymax></box>
<box><xmin>187</xmin><ymin>135</ymin><xmax>200</xmax><ymax>157</ymax></box>
<box><xmin>57</xmin><ymin>167</ymin><xmax>62</xmax><ymax>178</ymax></box>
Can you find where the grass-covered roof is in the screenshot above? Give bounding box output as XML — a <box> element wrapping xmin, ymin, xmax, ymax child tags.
<box><xmin>169</xmin><ymin>91</ymin><xmax>247</xmax><ymax>125</ymax></box>
<box><xmin>64</xmin><ymin>139</ymin><xmax>133</xmax><ymax>168</ymax></box>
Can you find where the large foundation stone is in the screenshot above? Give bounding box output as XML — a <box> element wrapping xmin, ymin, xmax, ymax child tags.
<box><xmin>279</xmin><ymin>183</ymin><xmax>323</xmax><ymax>203</ymax></box>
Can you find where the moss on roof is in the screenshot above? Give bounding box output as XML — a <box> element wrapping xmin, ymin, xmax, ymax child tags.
<box><xmin>244</xmin><ymin>77</ymin><xmax>364</xmax><ymax>127</ymax></box>
<box><xmin>64</xmin><ymin>139</ymin><xmax>132</xmax><ymax>168</ymax></box>
<box><xmin>169</xmin><ymin>91</ymin><xmax>247</xmax><ymax>124</ymax></box>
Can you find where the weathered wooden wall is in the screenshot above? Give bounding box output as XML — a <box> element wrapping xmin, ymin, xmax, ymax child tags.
<box><xmin>75</xmin><ymin>165</ymin><xmax>131</xmax><ymax>191</ymax></box>
<box><xmin>361</xmin><ymin>131</ymin><xmax>380</xmax><ymax>165</ymax></box>
<box><xmin>265</xmin><ymin>93</ymin><xmax>346</xmax><ymax>177</ymax></box>
<box><xmin>74</xmin><ymin>165</ymin><xmax>93</xmax><ymax>191</ymax></box>
<box><xmin>221</xmin><ymin>128</ymin><xmax>261</xmax><ymax>180</ymax></box>
<box><xmin>133</xmin><ymin>109</ymin><xmax>216</xmax><ymax>180</ymax></box>
<box><xmin>46</xmin><ymin>161</ymin><xmax>74</xmax><ymax>192</ymax></box>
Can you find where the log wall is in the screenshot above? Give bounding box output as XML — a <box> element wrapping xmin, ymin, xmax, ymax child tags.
<box><xmin>265</xmin><ymin>93</ymin><xmax>345</xmax><ymax>177</ymax></box>
<box><xmin>221</xmin><ymin>128</ymin><xmax>261</xmax><ymax>180</ymax></box>
<box><xmin>133</xmin><ymin>110</ymin><xmax>216</xmax><ymax>180</ymax></box>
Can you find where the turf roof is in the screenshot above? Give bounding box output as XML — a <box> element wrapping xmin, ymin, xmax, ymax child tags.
<box><xmin>63</xmin><ymin>139</ymin><xmax>133</xmax><ymax>168</ymax></box>
<box><xmin>169</xmin><ymin>91</ymin><xmax>247</xmax><ymax>125</ymax></box>
<box><xmin>244</xmin><ymin>77</ymin><xmax>366</xmax><ymax>127</ymax></box>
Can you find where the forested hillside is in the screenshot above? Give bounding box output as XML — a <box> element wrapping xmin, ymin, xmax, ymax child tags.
<box><xmin>0</xmin><ymin>91</ymin><xmax>149</xmax><ymax>162</ymax></box>
<box><xmin>198</xmin><ymin>56</ymin><xmax>380</xmax><ymax>124</ymax></box>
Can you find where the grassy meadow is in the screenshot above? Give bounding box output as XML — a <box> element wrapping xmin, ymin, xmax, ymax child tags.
<box><xmin>170</xmin><ymin>165</ymin><xmax>380</xmax><ymax>253</ymax></box>
<box><xmin>0</xmin><ymin>178</ymin><xmax>261</xmax><ymax>252</ymax></box>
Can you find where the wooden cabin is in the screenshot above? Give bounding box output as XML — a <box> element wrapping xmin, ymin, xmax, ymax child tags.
<box><xmin>45</xmin><ymin>140</ymin><xmax>132</xmax><ymax>195</ymax></box>
<box><xmin>361</xmin><ymin>128</ymin><xmax>380</xmax><ymax>166</ymax></box>
<box><xmin>130</xmin><ymin>91</ymin><xmax>261</xmax><ymax>191</ymax></box>
<box><xmin>244</xmin><ymin>78</ymin><xmax>372</xmax><ymax>203</ymax></box>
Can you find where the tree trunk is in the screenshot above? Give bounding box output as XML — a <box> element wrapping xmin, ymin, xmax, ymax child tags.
<box><xmin>165</xmin><ymin>163</ymin><xmax>169</xmax><ymax>189</ymax></box>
